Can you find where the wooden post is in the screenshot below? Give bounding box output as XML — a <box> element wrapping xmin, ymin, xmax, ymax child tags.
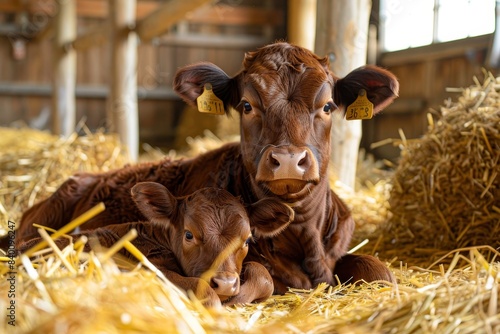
<box><xmin>52</xmin><ymin>0</ymin><xmax>76</xmax><ymax>137</ymax></box>
<box><xmin>287</xmin><ymin>0</ymin><xmax>317</xmax><ymax>50</ymax></box>
<box><xmin>315</xmin><ymin>0</ymin><xmax>371</xmax><ymax>190</ymax></box>
<box><xmin>108</xmin><ymin>0</ymin><xmax>139</xmax><ymax>161</ymax></box>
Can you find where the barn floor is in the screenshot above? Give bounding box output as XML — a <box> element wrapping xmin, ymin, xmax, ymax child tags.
<box><xmin>1</xmin><ymin>74</ymin><xmax>499</xmax><ymax>333</ymax></box>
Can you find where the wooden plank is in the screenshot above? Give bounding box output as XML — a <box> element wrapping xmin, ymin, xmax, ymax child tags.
<box><xmin>52</xmin><ymin>0</ymin><xmax>76</xmax><ymax>137</ymax></box>
<box><xmin>0</xmin><ymin>82</ymin><xmax>179</xmax><ymax>100</ymax></box>
<box><xmin>108</xmin><ymin>0</ymin><xmax>139</xmax><ymax>161</ymax></box>
<box><xmin>184</xmin><ymin>6</ymin><xmax>284</xmax><ymax>26</ymax></box>
<box><xmin>0</xmin><ymin>1</ymin><xmax>282</xmax><ymax>25</ymax></box>
<box><xmin>380</xmin><ymin>35</ymin><xmax>491</xmax><ymax>67</ymax></box>
<box><xmin>136</xmin><ymin>0</ymin><xmax>214</xmax><ymax>41</ymax></box>
<box><xmin>157</xmin><ymin>33</ymin><xmax>270</xmax><ymax>49</ymax></box>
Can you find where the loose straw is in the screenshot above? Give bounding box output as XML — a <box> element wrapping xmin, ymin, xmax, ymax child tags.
<box><xmin>22</xmin><ymin>202</ymin><xmax>105</xmax><ymax>258</ymax></box>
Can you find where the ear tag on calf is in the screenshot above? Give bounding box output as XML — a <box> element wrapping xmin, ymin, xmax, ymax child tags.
<box><xmin>197</xmin><ymin>83</ymin><xmax>225</xmax><ymax>115</ymax></box>
<box><xmin>346</xmin><ymin>89</ymin><xmax>373</xmax><ymax>120</ymax></box>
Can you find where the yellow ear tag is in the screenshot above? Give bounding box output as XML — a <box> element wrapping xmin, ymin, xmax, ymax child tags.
<box><xmin>196</xmin><ymin>83</ymin><xmax>225</xmax><ymax>115</ymax></box>
<box><xmin>346</xmin><ymin>89</ymin><xmax>373</xmax><ymax>120</ymax></box>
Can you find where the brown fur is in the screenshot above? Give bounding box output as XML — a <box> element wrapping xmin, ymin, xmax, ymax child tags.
<box><xmin>19</xmin><ymin>182</ymin><xmax>294</xmax><ymax>307</ymax></box>
<box><xmin>15</xmin><ymin>42</ymin><xmax>399</xmax><ymax>292</ymax></box>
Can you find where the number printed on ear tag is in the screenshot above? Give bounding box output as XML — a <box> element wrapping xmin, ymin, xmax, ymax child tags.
<box><xmin>196</xmin><ymin>83</ymin><xmax>225</xmax><ymax>115</ymax></box>
<box><xmin>346</xmin><ymin>89</ymin><xmax>373</xmax><ymax>120</ymax></box>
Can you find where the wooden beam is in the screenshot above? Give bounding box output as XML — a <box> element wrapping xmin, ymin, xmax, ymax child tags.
<box><xmin>315</xmin><ymin>0</ymin><xmax>371</xmax><ymax>189</ymax></box>
<box><xmin>72</xmin><ymin>24</ymin><xmax>109</xmax><ymax>51</ymax></box>
<box><xmin>52</xmin><ymin>0</ymin><xmax>76</xmax><ymax>137</ymax></box>
<box><xmin>108</xmin><ymin>0</ymin><xmax>139</xmax><ymax>161</ymax></box>
<box><xmin>136</xmin><ymin>0</ymin><xmax>214</xmax><ymax>41</ymax></box>
<box><xmin>287</xmin><ymin>0</ymin><xmax>317</xmax><ymax>51</ymax></box>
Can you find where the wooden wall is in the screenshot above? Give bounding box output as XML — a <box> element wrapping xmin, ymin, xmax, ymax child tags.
<box><xmin>0</xmin><ymin>0</ymin><xmax>286</xmax><ymax>150</ymax></box>
<box><xmin>361</xmin><ymin>35</ymin><xmax>495</xmax><ymax>161</ymax></box>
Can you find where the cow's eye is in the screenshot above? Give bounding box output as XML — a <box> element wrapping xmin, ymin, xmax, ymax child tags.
<box><xmin>323</xmin><ymin>102</ymin><xmax>336</xmax><ymax>113</ymax></box>
<box><xmin>185</xmin><ymin>230</ymin><xmax>194</xmax><ymax>241</ymax></box>
<box><xmin>242</xmin><ymin>101</ymin><xmax>252</xmax><ymax>113</ymax></box>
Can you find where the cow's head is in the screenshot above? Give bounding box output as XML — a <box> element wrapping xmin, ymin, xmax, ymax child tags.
<box><xmin>131</xmin><ymin>182</ymin><xmax>293</xmax><ymax>303</ymax></box>
<box><xmin>174</xmin><ymin>42</ymin><xmax>399</xmax><ymax>200</ymax></box>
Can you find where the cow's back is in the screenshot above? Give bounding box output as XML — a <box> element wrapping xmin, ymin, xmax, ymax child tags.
<box><xmin>16</xmin><ymin>142</ymin><xmax>246</xmax><ymax>245</ymax></box>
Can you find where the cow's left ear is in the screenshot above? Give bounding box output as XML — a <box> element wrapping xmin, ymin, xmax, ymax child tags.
<box><xmin>247</xmin><ymin>198</ymin><xmax>294</xmax><ymax>238</ymax></box>
<box><xmin>131</xmin><ymin>182</ymin><xmax>178</xmax><ymax>225</ymax></box>
<box><xmin>334</xmin><ymin>65</ymin><xmax>399</xmax><ymax>115</ymax></box>
<box><xmin>173</xmin><ymin>62</ymin><xmax>240</xmax><ymax>115</ymax></box>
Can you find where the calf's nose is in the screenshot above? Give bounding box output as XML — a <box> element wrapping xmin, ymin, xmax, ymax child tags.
<box><xmin>210</xmin><ymin>273</ymin><xmax>240</xmax><ymax>297</ymax></box>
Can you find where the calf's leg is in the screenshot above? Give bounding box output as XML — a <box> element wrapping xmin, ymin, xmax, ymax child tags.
<box><xmin>225</xmin><ymin>261</ymin><xmax>274</xmax><ymax>305</ymax></box>
<box><xmin>333</xmin><ymin>254</ymin><xmax>395</xmax><ymax>285</ymax></box>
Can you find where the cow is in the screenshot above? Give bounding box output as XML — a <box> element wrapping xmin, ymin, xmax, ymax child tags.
<box><xmin>18</xmin><ymin>182</ymin><xmax>295</xmax><ymax>307</ymax></box>
<box><xmin>15</xmin><ymin>42</ymin><xmax>399</xmax><ymax>293</ymax></box>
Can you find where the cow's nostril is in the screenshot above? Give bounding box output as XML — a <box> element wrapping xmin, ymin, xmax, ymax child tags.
<box><xmin>270</xmin><ymin>155</ymin><xmax>280</xmax><ymax>167</ymax></box>
<box><xmin>298</xmin><ymin>156</ymin><xmax>307</xmax><ymax>166</ymax></box>
<box><xmin>210</xmin><ymin>278</ymin><xmax>219</xmax><ymax>289</ymax></box>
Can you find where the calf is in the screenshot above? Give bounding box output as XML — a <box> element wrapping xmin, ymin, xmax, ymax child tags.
<box><xmin>19</xmin><ymin>182</ymin><xmax>294</xmax><ymax>307</ymax></box>
<box><xmin>15</xmin><ymin>42</ymin><xmax>399</xmax><ymax>292</ymax></box>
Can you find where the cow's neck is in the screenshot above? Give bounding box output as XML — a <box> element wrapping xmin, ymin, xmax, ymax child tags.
<box><xmin>286</xmin><ymin>179</ymin><xmax>330</xmax><ymax>227</ymax></box>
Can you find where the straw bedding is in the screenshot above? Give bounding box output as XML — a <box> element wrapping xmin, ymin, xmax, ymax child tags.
<box><xmin>1</xmin><ymin>75</ymin><xmax>499</xmax><ymax>333</ymax></box>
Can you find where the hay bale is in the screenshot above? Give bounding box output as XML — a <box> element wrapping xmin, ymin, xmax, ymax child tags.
<box><xmin>382</xmin><ymin>73</ymin><xmax>500</xmax><ymax>264</ymax></box>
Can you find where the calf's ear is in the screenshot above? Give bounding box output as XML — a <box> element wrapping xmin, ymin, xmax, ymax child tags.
<box><xmin>334</xmin><ymin>65</ymin><xmax>399</xmax><ymax>115</ymax></box>
<box><xmin>173</xmin><ymin>62</ymin><xmax>241</xmax><ymax>115</ymax></box>
<box><xmin>247</xmin><ymin>199</ymin><xmax>295</xmax><ymax>238</ymax></box>
<box><xmin>131</xmin><ymin>182</ymin><xmax>177</xmax><ymax>224</ymax></box>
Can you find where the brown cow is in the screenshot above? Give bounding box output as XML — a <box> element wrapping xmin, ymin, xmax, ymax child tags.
<box><xmin>15</xmin><ymin>42</ymin><xmax>399</xmax><ymax>292</ymax></box>
<box><xmin>19</xmin><ymin>182</ymin><xmax>294</xmax><ymax>307</ymax></box>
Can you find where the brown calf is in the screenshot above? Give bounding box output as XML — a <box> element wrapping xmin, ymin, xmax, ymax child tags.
<box><xmin>16</xmin><ymin>42</ymin><xmax>399</xmax><ymax>292</ymax></box>
<box><xmin>19</xmin><ymin>182</ymin><xmax>294</xmax><ymax>307</ymax></box>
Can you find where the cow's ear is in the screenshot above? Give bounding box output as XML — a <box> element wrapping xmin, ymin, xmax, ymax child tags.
<box><xmin>247</xmin><ymin>198</ymin><xmax>294</xmax><ymax>238</ymax></box>
<box><xmin>131</xmin><ymin>182</ymin><xmax>178</xmax><ymax>225</ymax></box>
<box><xmin>334</xmin><ymin>65</ymin><xmax>399</xmax><ymax>115</ymax></box>
<box><xmin>173</xmin><ymin>62</ymin><xmax>241</xmax><ymax>115</ymax></box>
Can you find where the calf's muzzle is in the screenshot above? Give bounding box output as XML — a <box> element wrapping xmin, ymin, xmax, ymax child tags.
<box><xmin>210</xmin><ymin>272</ymin><xmax>240</xmax><ymax>299</ymax></box>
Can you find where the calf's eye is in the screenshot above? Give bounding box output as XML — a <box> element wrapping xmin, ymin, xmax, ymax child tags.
<box><xmin>244</xmin><ymin>237</ymin><xmax>252</xmax><ymax>247</ymax></box>
<box><xmin>185</xmin><ymin>230</ymin><xmax>193</xmax><ymax>241</ymax></box>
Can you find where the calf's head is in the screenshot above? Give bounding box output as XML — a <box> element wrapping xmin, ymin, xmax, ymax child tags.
<box><xmin>174</xmin><ymin>42</ymin><xmax>399</xmax><ymax>199</ymax></box>
<box><xmin>131</xmin><ymin>182</ymin><xmax>293</xmax><ymax>302</ymax></box>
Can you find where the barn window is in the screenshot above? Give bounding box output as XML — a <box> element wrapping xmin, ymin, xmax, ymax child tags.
<box><xmin>380</xmin><ymin>0</ymin><xmax>496</xmax><ymax>52</ymax></box>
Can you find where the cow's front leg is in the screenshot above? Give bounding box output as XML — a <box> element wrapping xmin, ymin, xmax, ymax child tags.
<box><xmin>224</xmin><ymin>261</ymin><xmax>274</xmax><ymax>305</ymax></box>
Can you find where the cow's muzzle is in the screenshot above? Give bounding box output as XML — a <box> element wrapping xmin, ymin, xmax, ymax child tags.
<box><xmin>255</xmin><ymin>146</ymin><xmax>320</xmax><ymax>194</ymax></box>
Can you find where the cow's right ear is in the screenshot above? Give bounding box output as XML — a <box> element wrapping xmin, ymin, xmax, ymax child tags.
<box><xmin>247</xmin><ymin>198</ymin><xmax>294</xmax><ymax>238</ymax></box>
<box><xmin>131</xmin><ymin>182</ymin><xmax>177</xmax><ymax>225</ymax></box>
<box><xmin>173</xmin><ymin>62</ymin><xmax>241</xmax><ymax>115</ymax></box>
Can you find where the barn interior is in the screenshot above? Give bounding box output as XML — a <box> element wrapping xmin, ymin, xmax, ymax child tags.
<box><xmin>0</xmin><ymin>0</ymin><xmax>499</xmax><ymax>333</ymax></box>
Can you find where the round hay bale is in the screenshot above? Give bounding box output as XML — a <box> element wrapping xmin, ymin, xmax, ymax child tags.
<box><xmin>385</xmin><ymin>74</ymin><xmax>500</xmax><ymax>262</ymax></box>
